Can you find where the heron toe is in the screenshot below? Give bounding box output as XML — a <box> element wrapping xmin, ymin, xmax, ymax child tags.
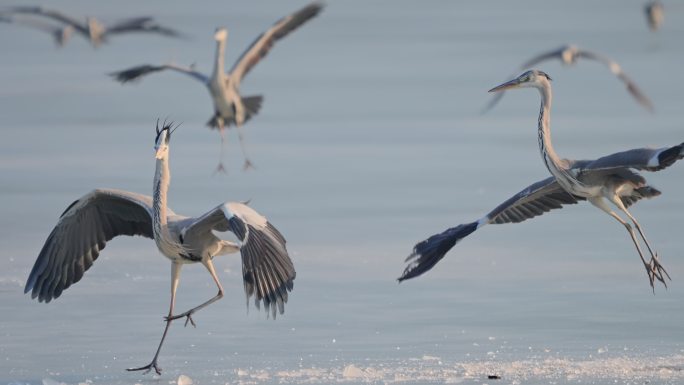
<box><xmin>127</xmin><ymin>361</ymin><xmax>162</xmax><ymax>375</ymax></box>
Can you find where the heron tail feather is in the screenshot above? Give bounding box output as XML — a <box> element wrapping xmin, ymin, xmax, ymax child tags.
<box><xmin>206</xmin><ymin>95</ymin><xmax>263</xmax><ymax>130</ymax></box>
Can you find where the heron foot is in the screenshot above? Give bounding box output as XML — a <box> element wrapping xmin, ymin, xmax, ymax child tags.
<box><xmin>242</xmin><ymin>159</ymin><xmax>255</xmax><ymax>171</ymax></box>
<box><xmin>213</xmin><ymin>162</ymin><xmax>227</xmax><ymax>175</ymax></box>
<box><xmin>165</xmin><ymin>311</ymin><xmax>196</xmax><ymax>328</ymax></box>
<box><xmin>127</xmin><ymin>360</ymin><xmax>161</xmax><ymax>375</ymax></box>
<box><xmin>645</xmin><ymin>253</ymin><xmax>671</xmax><ymax>291</ymax></box>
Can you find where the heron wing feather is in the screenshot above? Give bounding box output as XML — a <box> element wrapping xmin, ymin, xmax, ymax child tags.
<box><xmin>110</xmin><ymin>63</ymin><xmax>209</xmax><ymax>84</ymax></box>
<box><xmin>229</xmin><ymin>1</ymin><xmax>323</xmax><ymax>85</ymax></box>
<box><xmin>183</xmin><ymin>202</ymin><xmax>295</xmax><ymax>318</ymax></box>
<box><xmin>487</xmin><ymin>176</ymin><xmax>584</xmax><ymax>224</ymax></box>
<box><xmin>25</xmin><ymin>189</ymin><xmax>155</xmax><ymax>302</ymax></box>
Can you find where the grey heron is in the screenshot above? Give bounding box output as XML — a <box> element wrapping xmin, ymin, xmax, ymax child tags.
<box><xmin>400</xmin><ymin>70</ymin><xmax>682</xmax><ymax>290</ymax></box>
<box><xmin>24</xmin><ymin>121</ymin><xmax>295</xmax><ymax>375</ymax></box>
<box><xmin>109</xmin><ymin>2</ymin><xmax>324</xmax><ymax>172</ymax></box>
<box><xmin>3</xmin><ymin>6</ymin><xmax>183</xmax><ymax>48</ymax></box>
<box><xmin>645</xmin><ymin>1</ymin><xmax>664</xmax><ymax>32</ymax></box>
<box><xmin>484</xmin><ymin>45</ymin><xmax>654</xmax><ymax>113</ymax></box>
<box><xmin>0</xmin><ymin>13</ymin><xmax>74</xmax><ymax>47</ymax></box>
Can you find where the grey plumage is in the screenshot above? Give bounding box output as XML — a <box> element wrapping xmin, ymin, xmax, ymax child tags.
<box><xmin>402</xmin><ymin>70</ymin><xmax>681</xmax><ymax>289</ymax></box>
<box><xmin>26</xmin><ymin>122</ymin><xmax>295</xmax><ymax>374</ymax></box>
<box><xmin>25</xmin><ymin>191</ymin><xmax>295</xmax><ymax>315</ymax></box>
<box><xmin>110</xmin><ymin>2</ymin><xmax>324</xmax><ymax>170</ymax></box>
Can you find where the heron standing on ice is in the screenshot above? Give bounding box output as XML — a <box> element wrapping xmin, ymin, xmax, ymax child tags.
<box><xmin>25</xmin><ymin>121</ymin><xmax>295</xmax><ymax>375</ymax></box>
<box><xmin>401</xmin><ymin>70</ymin><xmax>681</xmax><ymax>290</ymax></box>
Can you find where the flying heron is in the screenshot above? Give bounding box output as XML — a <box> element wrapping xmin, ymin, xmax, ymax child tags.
<box><xmin>645</xmin><ymin>1</ymin><xmax>664</xmax><ymax>32</ymax></box>
<box><xmin>109</xmin><ymin>2</ymin><xmax>324</xmax><ymax>172</ymax></box>
<box><xmin>0</xmin><ymin>13</ymin><xmax>74</xmax><ymax>47</ymax></box>
<box><xmin>483</xmin><ymin>45</ymin><xmax>654</xmax><ymax>113</ymax></box>
<box><xmin>400</xmin><ymin>70</ymin><xmax>682</xmax><ymax>290</ymax></box>
<box><xmin>2</xmin><ymin>6</ymin><xmax>184</xmax><ymax>48</ymax></box>
<box><xmin>24</xmin><ymin>121</ymin><xmax>295</xmax><ymax>375</ymax></box>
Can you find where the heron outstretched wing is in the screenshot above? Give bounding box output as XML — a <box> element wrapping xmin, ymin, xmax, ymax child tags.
<box><xmin>182</xmin><ymin>202</ymin><xmax>295</xmax><ymax>318</ymax></box>
<box><xmin>485</xmin><ymin>176</ymin><xmax>584</xmax><ymax>224</ymax></box>
<box><xmin>228</xmin><ymin>1</ymin><xmax>324</xmax><ymax>87</ymax></box>
<box><xmin>577</xmin><ymin>143</ymin><xmax>684</xmax><ymax>173</ymax></box>
<box><xmin>4</xmin><ymin>6</ymin><xmax>86</xmax><ymax>31</ymax></box>
<box><xmin>0</xmin><ymin>14</ymin><xmax>71</xmax><ymax>45</ymax></box>
<box><xmin>576</xmin><ymin>49</ymin><xmax>654</xmax><ymax>112</ymax></box>
<box><xmin>104</xmin><ymin>16</ymin><xmax>184</xmax><ymax>38</ymax></box>
<box><xmin>519</xmin><ymin>47</ymin><xmax>565</xmax><ymax>69</ymax></box>
<box><xmin>25</xmin><ymin>189</ymin><xmax>158</xmax><ymax>303</ymax></box>
<box><xmin>110</xmin><ymin>63</ymin><xmax>209</xmax><ymax>84</ymax></box>
<box><xmin>399</xmin><ymin>177</ymin><xmax>584</xmax><ymax>282</ymax></box>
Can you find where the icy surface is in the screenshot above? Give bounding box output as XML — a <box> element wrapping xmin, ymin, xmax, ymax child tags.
<box><xmin>1</xmin><ymin>0</ymin><xmax>683</xmax><ymax>384</ymax></box>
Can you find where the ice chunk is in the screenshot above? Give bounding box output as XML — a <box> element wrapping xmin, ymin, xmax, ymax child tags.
<box><xmin>343</xmin><ymin>364</ymin><xmax>364</xmax><ymax>378</ymax></box>
<box><xmin>177</xmin><ymin>374</ymin><xmax>193</xmax><ymax>385</ymax></box>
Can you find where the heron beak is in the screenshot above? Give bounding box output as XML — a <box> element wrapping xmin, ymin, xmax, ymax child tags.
<box><xmin>488</xmin><ymin>78</ymin><xmax>522</xmax><ymax>93</ymax></box>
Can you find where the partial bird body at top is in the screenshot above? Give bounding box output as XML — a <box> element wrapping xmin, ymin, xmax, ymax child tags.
<box><xmin>401</xmin><ymin>70</ymin><xmax>682</xmax><ymax>291</ymax></box>
<box><xmin>24</xmin><ymin>121</ymin><xmax>296</xmax><ymax>375</ymax></box>
<box><xmin>483</xmin><ymin>44</ymin><xmax>654</xmax><ymax>113</ymax></box>
<box><xmin>645</xmin><ymin>1</ymin><xmax>664</xmax><ymax>32</ymax></box>
<box><xmin>0</xmin><ymin>5</ymin><xmax>184</xmax><ymax>48</ymax></box>
<box><xmin>110</xmin><ymin>1</ymin><xmax>324</xmax><ymax>172</ymax></box>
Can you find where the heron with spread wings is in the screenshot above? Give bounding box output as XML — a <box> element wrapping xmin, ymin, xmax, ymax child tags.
<box><xmin>400</xmin><ymin>70</ymin><xmax>681</xmax><ymax>290</ymax></box>
<box><xmin>25</xmin><ymin>121</ymin><xmax>295</xmax><ymax>375</ymax></box>
<box><xmin>110</xmin><ymin>2</ymin><xmax>324</xmax><ymax>171</ymax></box>
<box><xmin>483</xmin><ymin>45</ymin><xmax>654</xmax><ymax>113</ymax></box>
<box><xmin>2</xmin><ymin>5</ymin><xmax>183</xmax><ymax>47</ymax></box>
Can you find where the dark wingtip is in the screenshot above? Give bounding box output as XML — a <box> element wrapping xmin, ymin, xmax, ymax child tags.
<box><xmin>657</xmin><ymin>143</ymin><xmax>684</xmax><ymax>169</ymax></box>
<box><xmin>398</xmin><ymin>221</ymin><xmax>479</xmax><ymax>282</ymax></box>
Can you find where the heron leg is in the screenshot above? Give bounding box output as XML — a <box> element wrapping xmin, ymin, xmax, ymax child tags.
<box><xmin>166</xmin><ymin>258</ymin><xmax>224</xmax><ymax>325</ymax></box>
<box><xmin>589</xmin><ymin>198</ymin><xmax>666</xmax><ymax>290</ymax></box>
<box><xmin>235</xmin><ymin>123</ymin><xmax>254</xmax><ymax>171</ymax></box>
<box><xmin>127</xmin><ymin>261</ymin><xmax>183</xmax><ymax>375</ymax></box>
<box><xmin>213</xmin><ymin>120</ymin><xmax>228</xmax><ymax>175</ymax></box>
<box><xmin>610</xmin><ymin>197</ymin><xmax>670</xmax><ymax>282</ymax></box>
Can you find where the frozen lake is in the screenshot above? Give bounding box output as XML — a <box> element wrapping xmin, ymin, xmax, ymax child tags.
<box><xmin>1</xmin><ymin>1</ymin><xmax>683</xmax><ymax>384</ymax></box>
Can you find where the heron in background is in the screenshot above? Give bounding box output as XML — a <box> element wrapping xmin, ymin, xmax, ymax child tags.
<box><xmin>483</xmin><ymin>45</ymin><xmax>654</xmax><ymax>113</ymax></box>
<box><xmin>25</xmin><ymin>121</ymin><xmax>295</xmax><ymax>375</ymax></box>
<box><xmin>400</xmin><ymin>70</ymin><xmax>682</xmax><ymax>290</ymax></box>
<box><xmin>2</xmin><ymin>5</ymin><xmax>183</xmax><ymax>48</ymax></box>
<box><xmin>110</xmin><ymin>2</ymin><xmax>324</xmax><ymax>172</ymax></box>
<box><xmin>0</xmin><ymin>13</ymin><xmax>74</xmax><ymax>47</ymax></box>
<box><xmin>645</xmin><ymin>1</ymin><xmax>664</xmax><ymax>31</ymax></box>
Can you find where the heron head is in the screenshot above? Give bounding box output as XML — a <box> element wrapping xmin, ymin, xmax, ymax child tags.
<box><xmin>488</xmin><ymin>70</ymin><xmax>552</xmax><ymax>93</ymax></box>
<box><xmin>86</xmin><ymin>17</ymin><xmax>105</xmax><ymax>47</ymax></box>
<box><xmin>214</xmin><ymin>27</ymin><xmax>228</xmax><ymax>41</ymax></box>
<box><xmin>561</xmin><ymin>45</ymin><xmax>579</xmax><ymax>65</ymax></box>
<box><xmin>154</xmin><ymin>120</ymin><xmax>178</xmax><ymax>159</ymax></box>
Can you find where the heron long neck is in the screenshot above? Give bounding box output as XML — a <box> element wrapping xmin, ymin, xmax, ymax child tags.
<box><xmin>211</xmin><ymin>37</ymin><xmax>226</xmax><ymax>81</ymax></box>
<box><xmin>537</xmin><ymin>82</ymin><xmax>575</xmax><ymax>189</ymax></box>
<box><xmin>153</xmin><ymin>153</ymin><xmax>183</xmax><ymax>257</ymax></box>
